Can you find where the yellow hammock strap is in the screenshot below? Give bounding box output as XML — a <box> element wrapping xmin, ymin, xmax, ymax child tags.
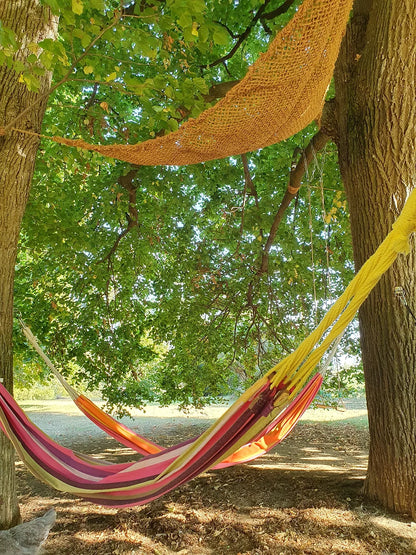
<box><xmin>267</xmin><ymin>188</ymin><xmax>416</xmax><ymax>392</ymax></box>
<box><xmin>46</xmin><ymin>0</ymin><xmax>353</xmax><ymax>167</ymax></box>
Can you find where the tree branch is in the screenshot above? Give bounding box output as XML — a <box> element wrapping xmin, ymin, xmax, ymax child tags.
<box><xmin>85</xmin><ymin>82</ymin><xmax>99</xmax><ymax>110</ymax></box>
<box><xmin>262</xmin><ymin>0</ymin><xmax>296</xmax><ymax>21</ymax></box>
<box><xmin>233</xmin><ymin>153</ymin><xmax>262</xmax><ymax>258</ymax></box>
<box><xmin>203</xmin><ymin>80</ymin><xmax>240</xmax><ymax>103</ymax></box>
<box><xmin>245</xmin><ymin>101</ymin><xmax>337</xmax><ymax>310</ymax></box>
<box><xmin>241</xmin><ymin>153</ymin><xmax>259</xmax><ymax>207</ymax></box>
<box><xmin>257</xmin><ymin>129</ymin><xmax>330</xmax><ymax>275</ymax></box>
<box><xmin>206</xmin><ymin>0</ymin><xmax>273</xmax><ymax>69</ymax></box>
<box><xmin>206</xmin><ymin>0</ymin><xmax>296</xmax><ymax>69</ymax></box>
<box><xmin>214</xmin><ymin>20</ymin><xmax>239</xmax><ymax>39</ymax></box>
<box><xmin>100</xmin><ymin>168</ymin><xmax>139</xmax><ymax>264</ymax></box>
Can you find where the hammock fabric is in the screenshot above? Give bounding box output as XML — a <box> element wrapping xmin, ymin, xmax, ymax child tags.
<box><xmin>0</xmin><ymin>372</ymin><xmax>321</xmax><ymax>508</ymax></box>
<box><xmin>53</xmin><ymin>0</ymin><xmax>354</xmax><ymax>166</ymax></box>
<box><xmin>21</xmin><ymin>322</ymin><xmax>335</xmax><ymax>461</ymax></box>
<box><xmin>2</xmin><ymin>187</ymin><xmax>416</xmax><ymax>507</ymax></box>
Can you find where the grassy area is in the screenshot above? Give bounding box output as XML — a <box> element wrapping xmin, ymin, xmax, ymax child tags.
<box><xmin>302</xmin><ymin>407</ymin><xmax>368</xmax><ymax>428</ymax></box>
<box><xmin>19</xmin><ymin>398</ymin><xmax>369</xmax><ymax>427</ymax></box>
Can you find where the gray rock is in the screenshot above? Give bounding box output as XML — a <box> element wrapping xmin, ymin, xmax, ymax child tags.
<box><xmin>0</xmin><ymin>509</ymin><xmax>56</xmax><ymax>555</ymax></box>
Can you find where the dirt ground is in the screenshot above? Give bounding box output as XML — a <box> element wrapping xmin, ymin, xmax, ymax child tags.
<box><xmin>14</xmin><ymin>404</ymin><xmax>416</xmax><ymax>555</ymax></box>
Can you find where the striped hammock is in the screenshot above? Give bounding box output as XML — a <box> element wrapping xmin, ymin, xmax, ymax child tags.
<box><xmin>0</xmin><ymin>371</ymin><xmax>321</xmax><ymax>507</ymax></box>
<box><xmin>19</xmin><ymin>323</ymin><xmax>339</xmax><ymax>460</ymax></box>
<box><xmin>1</xmin><ymin>186</ymin><xmax>415</xmax><ymax>507</ymax></box>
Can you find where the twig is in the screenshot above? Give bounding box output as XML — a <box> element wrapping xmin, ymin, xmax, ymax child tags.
<box><xmin>207</xmin><ymin>0</ymin><xmax>273</xmax><ymax>69</ymax></box>
<box><xmin>85</xmin><ymin>83</ymin><xmax>99</xmax><ymax>110</ymax></box>
<box><xmin>241</xmin><ymin>153</ymin><xmax>260</xmax><ymax>208</ymax></box>
<box><xmin>262</xmin><ymin>0</ymin><xmax>297</xmax><ymax>21</ymax></box>
<box><xmin>100</xmin><ymin>169</ymin><xmax>140</xmax><ymax>265</ymax></box>
<box><xmin>214</xmin><ymin>20</ymin><xmax>239</xmax><ymax>39</ymax></box>
<box><xmin>207</xmin><ymin>0</ymin><xmax>296</xmax><ymax>69</ymax></box>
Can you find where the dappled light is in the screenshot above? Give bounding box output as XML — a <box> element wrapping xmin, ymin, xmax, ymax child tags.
<box><xmin>13</xmin><ymin>405</ymin><xmax>416</xmax><ymax>554</ymax></box>
<box><xmin>2</xmin><ymin>0</ymin><xmax>416</xmax><ymax>543</ymax></box>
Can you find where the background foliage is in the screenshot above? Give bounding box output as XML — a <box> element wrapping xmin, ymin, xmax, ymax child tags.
<box><xmin>3</xmin><ymin>0</ymin><xmax>359</xmax><ymax>413</ymax></box>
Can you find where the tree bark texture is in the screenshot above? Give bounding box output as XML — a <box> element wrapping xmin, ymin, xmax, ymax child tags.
<box><xmin>334</xmin><ymin>0</ymin><xmax>416</xmax><ymax>516</ymax></box>
<box><xmin>0</xmin><ymin>1</ymin><xmax>58</xmax><ymax>529</ymax></box>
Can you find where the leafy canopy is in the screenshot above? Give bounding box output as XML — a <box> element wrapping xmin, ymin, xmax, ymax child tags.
<box><xmin>3</xmin><ymin>0</ymin><xmax>357</xmax><ymax>413</ymax></box>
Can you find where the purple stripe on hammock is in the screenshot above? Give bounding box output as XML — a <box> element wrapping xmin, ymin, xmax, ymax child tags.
<box><xmin>0</xmin><ymin>386</ymin><xmax>128</xmax><ymax>477</ymax></box>
<box><xmin>0</xmin><ymin>377</ymin><xmax>286</xmax><ymax>509</ymax></box>
<box><xmin>0</xmin><ymin>382</ymin><xmax>271</xmax><ymax>491</ymax></box>
<box><xmin>77</xmin><ymin>386</ymin><xmax>281</xmax><ymax>504</ymax></box>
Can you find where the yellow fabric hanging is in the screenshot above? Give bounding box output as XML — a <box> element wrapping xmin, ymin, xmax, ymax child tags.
<box><xmin>266</xmin><ymin>188</ymin><xmax>416</xmax><ymax>393</ymax></box>
<box><xmin>53</xmin><ymin>0</ymin><xmax>353</xmax><ymax>166</ymax></box>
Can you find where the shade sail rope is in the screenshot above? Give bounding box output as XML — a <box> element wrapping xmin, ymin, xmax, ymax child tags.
<box><xmin>0</xmin><ymin>0</ymin><xmax>354</xmax><ymax>167</ymax></box>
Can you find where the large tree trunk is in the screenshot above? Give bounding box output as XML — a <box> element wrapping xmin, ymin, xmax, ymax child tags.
<box><xmin>0</xmin><ymin>1</ymin><xmax>58</xmax><ymax>529</ymax></box>
<box><xmin>334</xmin><ymin>0</ymin><xmax>416</xmax><ymax>516</ymax></box>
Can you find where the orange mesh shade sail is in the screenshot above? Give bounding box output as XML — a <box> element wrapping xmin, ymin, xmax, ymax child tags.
<box><xmin>54</xmin><ymin>0</ymin><xmax>353</xmax><ymax>166</ymax></box>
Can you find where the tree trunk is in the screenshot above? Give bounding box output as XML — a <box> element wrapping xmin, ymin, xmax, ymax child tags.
<box><xmin>0</xmin><ymin>1</ymin><xmax>58</xmax><ymax>529</ymax></box>
<box><xmin>334</xmin><ymin>0</ymin><xmax>416</xmax><ymax>516</ymax></box>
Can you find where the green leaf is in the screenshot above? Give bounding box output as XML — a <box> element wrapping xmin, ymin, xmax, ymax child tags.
<box><xmin>90</xmin><ymin>0</ymin><xmax>105</xmax><ymax>10</ymax></box>
<box><xmin>13</xmin><ymin>60</ymin><xmax>26</xmax><ymax>73</ymax></box>
<box><xmin>190</xmin><ymin>0</ymin><xmax>206</xmax><ymax>15</ymax></box>
<box><xmin>72</xmin><ymin>0</ymin><xmax>84</xmax><ymax>15</ymax></box>
<box><xmin>167</xmin><ymin>118</ymin><xmax>179</xmax><ymax>132</ymax></box>
<box><xmin>39</xmin><ymin>50</ymin><xmax>54</xmax><ymax>69</ymax></box>
<box><xmin>42</xmin><ymin>0</ymin><xmax>61</xmax><ymax>13</ymax></box>
<box><xmin>32</xmin><ymin>66</ymin><xmax>46</xmax><ymax>76</ymax></box>
<box><xmin>0</xmin><ymin>23</ymin><xmax>18</xmax><ymax>49</ymax></box>
<box><xmin>26</xmin><ymin>54</ymin><xmax>38</xmax><ymax>64</ymax></box>
<box><xmin>212</xmin><ymin>25</ymin><xmax>230</xmax><ymax>45</ymax></box>
<box><xmin>19</xmin><ymin>72</ymin><xmax>41</xmax><ymax>92</ymax></box>
<box><xmin>178</xmin><ymin>13</ymin><xmax>193</xmax><ymax>29</ymax></box>
<box><xmin>83</xmin><ymin>65</ymin><xmax>94</xmax><ymax>74</ymax></box>
<box><xmin>198</xmin><ymin>24</ymin><xmax>209</xmax><ymax>43</ymax></box>
<box><xmin>193</xmin><ymin>77</ymin><xmax>209</xmax><ymax>94</ymax></box>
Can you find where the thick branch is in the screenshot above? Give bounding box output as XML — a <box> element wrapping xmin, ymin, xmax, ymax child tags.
<box><xmin>257</xmin><ymin>129</ymin><xmax>331</xmax><ymax>275</ymax></box>
<box><xmin>203</xmin><ymin>80</ymin><xmax>240</xmax><ymax>103</ymax></box>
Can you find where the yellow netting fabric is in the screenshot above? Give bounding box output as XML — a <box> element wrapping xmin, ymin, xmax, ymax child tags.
<box><xmin>54</xmin><ymin>0</ymin><xmax>353</xmax><ymax>166</ymax></box>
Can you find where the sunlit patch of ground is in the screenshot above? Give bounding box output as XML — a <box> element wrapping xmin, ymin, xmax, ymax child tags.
<box><xmin>13</xmin><ymin>402</ymin><xmax>415</xmax><ymax>554</ymax></box>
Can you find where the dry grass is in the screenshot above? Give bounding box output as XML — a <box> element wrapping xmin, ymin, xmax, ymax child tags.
<box><xmin>14</xmin><ymin>406</ymin><xmax>416</xmax><ymax>554</ymax></box>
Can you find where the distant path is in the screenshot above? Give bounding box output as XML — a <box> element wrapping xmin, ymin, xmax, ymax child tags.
<box><xmin>23</xmin><ymin>399</ymin><xmax>228</xmax><ymax>445</ymax></box>
<box><xmin>23</xmin><ymin>398</ymin><xmax>368</xmax><ymax>448</ymax></box>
